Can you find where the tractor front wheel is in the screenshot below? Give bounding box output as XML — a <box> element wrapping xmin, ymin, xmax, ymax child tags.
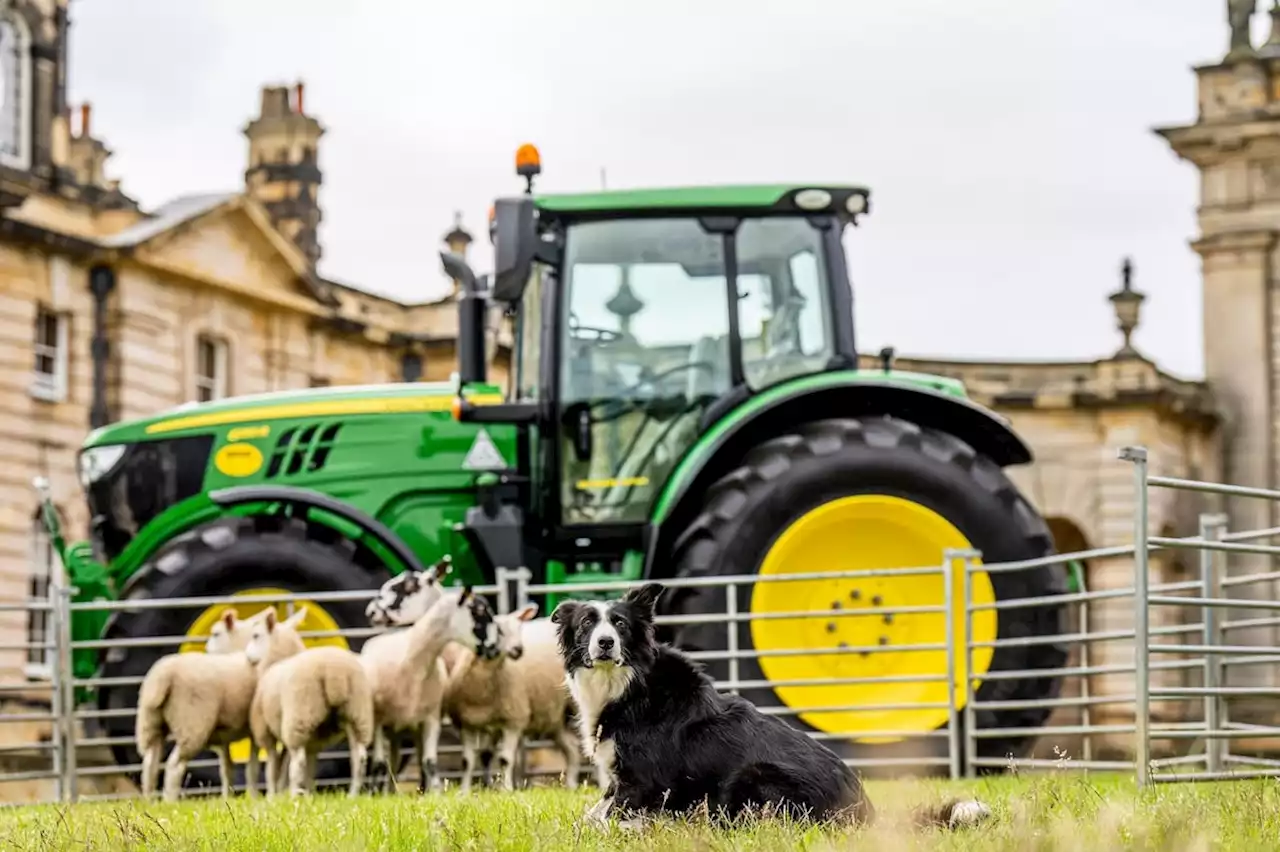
<box><xmin>96</xmin><ymin>515</ymin><xmax>390</xmax><ymax>794</ymax></box>
<box><xmin>663</xmin><ymin>416</ymin><xmax>1067</xmax><ymax>774</ymax></box>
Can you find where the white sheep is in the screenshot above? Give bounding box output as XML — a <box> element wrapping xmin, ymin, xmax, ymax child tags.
<box><xmin>360</xmin><ymin>579</ymin><xmax>500</xmax><ymax>794</ymax></box>
<box><xmin>135</xmin><ymin>607</ymin><xmax>307</xmax><ymax>801</ymax></box>
<box><xmin>443</xmin><ymin>605</ymin><xmax>610</xmax><ymax>793</ymax></box>
<box><xmin>248</xmin><ymin>627</ymin><xmax>376</xmax><ymax>798</ymax></box>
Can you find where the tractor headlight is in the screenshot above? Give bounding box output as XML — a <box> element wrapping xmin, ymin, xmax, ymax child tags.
<box><xmin>78</xmin><ymin>444</ymin><xmax>127</xmax><ymax>488</ymax></box>
<box><xmin>794</xmin><ymin>189</ymin><xmax>832</xmax><ymax>211</ymax></box>
<box><xmin>845</xmin><ymin>193</ymin><xmax>868</xmax><ymax>215</ymax></box>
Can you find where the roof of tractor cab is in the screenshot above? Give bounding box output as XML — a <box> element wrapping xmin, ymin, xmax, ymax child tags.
<box><xmin>533</xmin><ymin>184</ymin><xmax>871</xmax><ymax>215</ymax></box>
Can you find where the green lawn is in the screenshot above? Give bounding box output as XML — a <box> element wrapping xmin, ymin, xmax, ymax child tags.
<box><xmin>2</xmin><ymin>773</ymin><xmax>1279</xmax><ymax>851</ymax></box>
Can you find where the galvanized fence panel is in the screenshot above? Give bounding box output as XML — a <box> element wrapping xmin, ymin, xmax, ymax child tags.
<box><xmin>1122</xmin><ymin>445</ymin><xmax>1280</xmax><ymax>786</ymax></box>
<box><xmin>2</xmin><ymin>446</ymin><xmax>1279</xmax><ymax>802</ymax></box>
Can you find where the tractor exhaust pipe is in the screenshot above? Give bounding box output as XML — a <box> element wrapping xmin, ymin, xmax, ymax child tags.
<box><xmin>440</xmin><ymin>251</ymin><xmax>487</xmax><ymax>387</ymax></box>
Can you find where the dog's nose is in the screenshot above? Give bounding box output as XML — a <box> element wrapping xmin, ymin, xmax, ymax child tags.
<box><xmin>597</xmin><ymin>635</ymin><xmax>615</xmax><ymax>651</ymax></box>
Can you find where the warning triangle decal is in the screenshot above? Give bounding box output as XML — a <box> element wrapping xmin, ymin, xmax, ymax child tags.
<box><xmin>462</xmin><ymin>428</ymin><xmax>509</xmax><ymax>471</ymax></box>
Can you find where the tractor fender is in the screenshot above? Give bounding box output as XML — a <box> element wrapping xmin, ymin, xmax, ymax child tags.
<box><xmin>206</xmin><ymin>485</ymin><xmax>429</xmax><ymax>575</ymax></box>
<box><xmin>647</xmin><ymin>378</ymin><xmax>1034</xmax><ymax>569</ymax></box>
<box><xmin>113</xmin><ymin>486</ymin><xmax>425</xmax><ymax>604</ymax></box>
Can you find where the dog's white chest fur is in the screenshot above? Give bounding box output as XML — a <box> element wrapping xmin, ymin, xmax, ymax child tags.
<box><xmin>567</xmin><ymin>664</ymin><xmax>633</xmax><ymax>759</ymax></box>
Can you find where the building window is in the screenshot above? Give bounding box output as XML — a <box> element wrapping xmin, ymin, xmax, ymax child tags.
<box><xmin>309</xmin><ymin>376</ymin><xmax>330</xmax><ymax>388</ymax></box>
<box><xmin>26</xmin><ymin>512</ymin><xmax>55</xmax><ymax>680</ymax></box>
<box><xmin>400</xmin><ymin>352</ymin><xmax>423</xmax><ymax>383</ymax></box>
<box><xmin>0</xmin><ymin>11</ymin><xmax>31</xmax><ymax>171</ymax></box>
<box><xmin>30</xmin><ymin>305</ymin><xmax>68</xmax><ymax>402</ymax></box>
<box><xmin>194</xmin><ymin>334</ymin><xmax>229</xmax><ymax>402</ymax></box>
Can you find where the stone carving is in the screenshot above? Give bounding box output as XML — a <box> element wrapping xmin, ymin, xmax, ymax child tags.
<box><xmin>1229</xmin><ymin>0</ymin><xmax>1257</xmax><ymax>58</ymax></box>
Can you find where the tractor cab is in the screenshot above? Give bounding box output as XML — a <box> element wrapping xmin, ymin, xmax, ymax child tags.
<box><xmin>443</xmin><ymin>144</ymin><xmax>872</xmax><ymax>578</ymax></box>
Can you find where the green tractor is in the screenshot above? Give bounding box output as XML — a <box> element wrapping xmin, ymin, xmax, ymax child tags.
<box><xmin>55</xmin><ymin>144</ymin><xmax>1067</xmax><ymax>787</ymax></box>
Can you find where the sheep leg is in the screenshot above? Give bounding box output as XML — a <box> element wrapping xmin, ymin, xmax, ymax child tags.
<box><xmin>214</xmin><ymin>746</ymin><xmax>235</xmax><ymax>799</ymax></box>
<box><xmin>245</xmin><ymin>743</ymin><xmax>260</xmax><ymax>798</ymax></box>
<box><xmin>288</xmin><ymin>748</ymin><xmax>309</xmax><ymax>798</ymax></box>
<box><xmin>420</xmin><ymin>717</ymin><xmax>443</xmax><ymax>793</ymax></box>
<box><xmin>347</xmin><ymin>725</ymin><xmax>368</xmax><ymax>798</ymax></box>
<box><xmin>161</xmin><ymin>743</ymin><xmax>191</xmax><ymax>803</ymax></box>
<box><xmin>494</xmin><ymin>727</ymin><xmax>522</xmax><ymax>792</ymax></box>
<box><xmin>554</xmin><ymin>728</ymin><xmax>582</xmax><ymax>790</ymax></box>
<box><xmin>458</xmin><ymin>728</ymin><xmax>480</xmax><ymax>794</ymax></box>
<box><xmin>305</xmin><ymin>749</ymin><xmax>319</xmax><ymax>794</ymax></box>
<box><xmin>139</xmin><ymin>741</ymin><xmax>163</xmax><ymax>798</ymax></box>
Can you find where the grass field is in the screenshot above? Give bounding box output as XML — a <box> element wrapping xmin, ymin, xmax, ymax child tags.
<box><xmin>2</xmin><ymin>772</ymin><xmax>1279</xmax><ymax>851</ymax></box>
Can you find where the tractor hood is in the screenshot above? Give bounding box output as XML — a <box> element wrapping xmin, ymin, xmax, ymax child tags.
<box><xmin>82</xmin><ymin>381</ymin><xmax>505</xmax><ymax>449</ymax></box>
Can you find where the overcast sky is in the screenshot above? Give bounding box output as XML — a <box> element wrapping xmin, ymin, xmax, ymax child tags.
<box><xmin>68</xmin><ymin>1</ymin><xmax>1233</xmax><ymax>378</ymax></box>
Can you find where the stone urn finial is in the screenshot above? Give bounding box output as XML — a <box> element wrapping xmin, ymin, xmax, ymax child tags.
<box><xmin>1108</xmin><ymin>257</ymin><xmax>1146</xmax><ymax>358</ymax></box>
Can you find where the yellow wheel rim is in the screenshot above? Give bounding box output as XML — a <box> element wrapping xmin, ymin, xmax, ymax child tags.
<box><xmin>181</xmin><ymin>588</ymin><xmax>346</xmax><ymax>763</ymax></box>
<box><xmin>750</xmin><ymin>495</ymin><xmax>997</xmax><ymax>743</ymax></box>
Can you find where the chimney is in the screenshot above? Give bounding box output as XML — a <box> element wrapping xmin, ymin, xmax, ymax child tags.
<box><xmin>80</xmin><ymin>102</ymin><xmax>91</xmax><ymax>138</ymax></box>
<box><xmin>295</xmin><ymin>81</ymin><xmax>305</xmax><ymax>116</ymax></box>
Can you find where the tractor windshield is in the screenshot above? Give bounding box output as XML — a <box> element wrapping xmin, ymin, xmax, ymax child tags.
<box><xmin>557</xmin><ymin>215</ymin><xmax>835</xmax><ymax>524</ymax></box>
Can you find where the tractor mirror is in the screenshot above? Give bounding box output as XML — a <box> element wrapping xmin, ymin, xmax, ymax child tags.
<box><xmin>491</xmin><ymin>196</ymin><xmax>537</xmax><ymax>303</ymax></box>
<box><xmin>440</xmin><ymin>251</ymin><xmax>478</xmax><ymax>293</ymax></box>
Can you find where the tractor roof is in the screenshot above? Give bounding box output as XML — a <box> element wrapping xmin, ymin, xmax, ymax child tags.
<box><xmin>533</xmin><ymin>184</ymin><xmax>870</xmax><ymax>215</ymax></box>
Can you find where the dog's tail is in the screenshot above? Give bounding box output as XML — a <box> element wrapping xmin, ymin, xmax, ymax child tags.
<box><xmin>911</xmin><ymin>798</ymin><xmax>992</xmax><ymax>830</ymax></box>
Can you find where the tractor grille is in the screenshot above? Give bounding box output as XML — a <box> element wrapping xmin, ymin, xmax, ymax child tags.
<box><xmin>264</xmin><ymin>422</ymin><xmax>344</xmax><ymax>479</ymax></box>
<box><xmin>84</xmin><ymin>435</ymin><xmax>215</xmax><ymax>563</ymax></box>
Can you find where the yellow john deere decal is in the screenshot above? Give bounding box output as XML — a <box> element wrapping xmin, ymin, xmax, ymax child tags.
<box><xmin>145</xmin><ymin>393</ymin><xmax>505</xmax><ymax>435</ymax></box>
<box><xmin>575</xmin><ymin>476</ymin><xmax>650</xmax><ymax>490</ymax></box>
<box><xmin>213</xmin><ymin>443</ymin><xmax>265</xmax><ymax>477</ymax></box>
<box><xmin>227</xmin><ymin>424</ymin><xmax>271</xmax><ymax>442</ymax></box>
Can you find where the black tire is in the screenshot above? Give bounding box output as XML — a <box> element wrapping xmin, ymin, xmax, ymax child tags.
<box><xmin>662</xmin><ymin>416</ymin><xmax>1067</xmax><ymax>775</ymax></box>
<box><xmin>96</xmin><ymin>514</ymin><xmax>391</xmax><ymax>793</ymax></box>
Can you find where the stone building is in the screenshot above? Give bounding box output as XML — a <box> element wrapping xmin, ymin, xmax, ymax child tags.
<box><xmin>0</xmin><ymin>1</ymin><xmax>505</xmax><ymax>694</ymax></box>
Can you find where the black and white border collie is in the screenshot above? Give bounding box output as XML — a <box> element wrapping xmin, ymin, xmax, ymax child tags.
<box><xmin>552</xmin><ymin>582</ymin><xmax>991</xmax><ymax>830</ymax></box>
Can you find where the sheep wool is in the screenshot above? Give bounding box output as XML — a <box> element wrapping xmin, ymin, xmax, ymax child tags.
<box><xmin>135</xmin><ymin>607</ymin><xmax>307</xmax><ymax>802</ymax></box>
<box><xmin>444</xmin><ymin>609</ymin><xmax>608</xmax><ymax>792</ymax></box>
<box><xmin>250</xmin><ymin>643</ymin><xmax>375</xmax><ymax>798</ymax></box>
<box><xmin>360</xmin><ymin>586</ymin><xmax>492</xmax><ymax>793</ymax></box>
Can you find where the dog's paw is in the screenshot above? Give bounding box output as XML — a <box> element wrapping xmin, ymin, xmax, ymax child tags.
<box><xmin>584</xmin><ymin>795</ymin><xmax>612</xmax><ymax>828</ymax></box>
<box><xmin>948</xmin><ymin>799</ymin><xmax>992</xmax><ymax>828</ymax></box>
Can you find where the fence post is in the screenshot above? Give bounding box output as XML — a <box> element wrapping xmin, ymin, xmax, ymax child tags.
<box><xmin>54</xmin><ymin>582</ymin><xmax>76</xmax><ymax>802</ymax></box>
<box><xmin>942</xmin><ymin>550</ymin><xmax>960</xmax><ymax>780</ymax></box>
<box><xmin>1199</xmin><ymin>512</ymin><xmax>1228</xmax><ymax>774</ymax></box>
<box><xmin>726</xmin><ymin>579</ymin><xmax>740</xmax><ymax>696</ymax></box>
<box><xmin>495</xmin><ymin>567</ymin><xmax>513</xmax><ymax>615</ymax></box>
<box><xmin>1119</xmin><ymin>445</ymin><xmax>1151</xmax><ymax>787</ymax></box>
<box><xmin>961</xmin><ymin>551</ymin><xmax>978</xmax><ymax>779</ymax></box>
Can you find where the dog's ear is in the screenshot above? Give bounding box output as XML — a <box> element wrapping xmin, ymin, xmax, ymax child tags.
<box><xmin>622</xmin><ymin>582</ymin><xmax>665</xmax><ymax>620</ymax></box>
<box><xmin>550</xmin><ymin>600</ymin><xmax>580</xmax><ymax>627</ymax></box>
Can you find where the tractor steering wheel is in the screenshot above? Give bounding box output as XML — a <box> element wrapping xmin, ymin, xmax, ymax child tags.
<box><xmin>569</xmin><ymin>324</ymin><xmax>625</xmax><ymax>345</ymax></box>
<box><xmin>591</xmin><ymin>360</ymin><xmax>715</xmax><ymax>422</ymax></box>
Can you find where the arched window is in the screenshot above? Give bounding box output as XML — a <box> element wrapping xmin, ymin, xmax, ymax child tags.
<box><xmin>26</xmin><ymin>508</ymin><xmax>57</xmax><ymax>680</ymax></box>
<box><xmin>0</xmin><ymin>8</ymin><xmax>32</xmax><ymax>171</ymax></box>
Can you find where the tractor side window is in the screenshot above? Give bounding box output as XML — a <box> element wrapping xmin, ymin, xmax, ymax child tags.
<box><xmin>512</xmin><ymin>262</ymin><xmax>548</xmax><ymax>402</ymax></box>
<box><xmin>558</xmin><ymin>218</ymin><xmax>734</xmax><ymax>524</ymax></box>
<box><xmin>735</xmin><ymin>218</ymin><xmax>833</xmax><ymax>391</ymax></box>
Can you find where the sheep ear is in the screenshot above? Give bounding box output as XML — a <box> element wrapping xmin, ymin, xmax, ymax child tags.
<box><xmin>458</xmin><ymin>586</ymin><xmax>474</xmax><ymax>606</ymax></box>
<box><xmin>264</xmin><ymin>609</ymin><xmax>279</xmax><ymax>632</ymax></box>
<box><xmin>516</xmin><ymin>603</ymin><xmax>538</xmax><ymax>621</ymax></box>
<box><xmin>219</xmin><ymin>608</ymin><xmax>237</xmax><ymax>630</ymax></box>
<box><xmin>401</xmin><ymin>572</ymin><xmax>421</xmax><ymax>595</ymax></box>
<box><xmin>282</xmin><ymin>607</ymin><xmax>308</xmax><ymax>629</ymax></box>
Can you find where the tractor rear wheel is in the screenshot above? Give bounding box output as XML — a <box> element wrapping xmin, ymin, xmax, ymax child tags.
<box><xmin>663</xmin><ymin>416</ymin><xmax>1067</xmax><ymax>774</ymax></box>
<box><xmin>96</xmin><ymin>515</ymin><xmax>390</xmax><ymax>794</ymax></box>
